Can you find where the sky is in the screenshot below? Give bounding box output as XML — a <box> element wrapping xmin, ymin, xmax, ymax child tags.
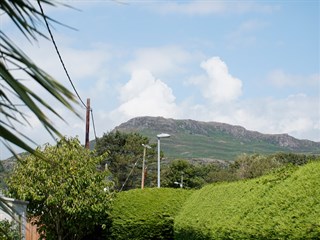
<box><xmin>1</xmin><ymin>0</ymin><xmax>319</xmax><ymax>159</ymax></box>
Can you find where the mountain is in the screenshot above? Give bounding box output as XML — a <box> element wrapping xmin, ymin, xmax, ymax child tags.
<box><xmin>114</xmin><ymin>116</ymin><xmax>320</xmax><ymax>161</ymax></box>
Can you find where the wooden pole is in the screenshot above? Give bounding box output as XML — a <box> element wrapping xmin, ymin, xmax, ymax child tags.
<box><xmin>85</xmin><ymin>98</ymin><xmax>90</xmax><ymax>149</ymax></box>
<box><xmin>141</xmin><ymin>146</ymin><xmax>146</xmax><ymax>189</ymax></box>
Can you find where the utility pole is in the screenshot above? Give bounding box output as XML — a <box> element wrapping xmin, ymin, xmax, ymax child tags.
<box><xmin>141</xmin><ymin>144</ymin><xmax>151</xmax><ymax>189</ymax></box>
<box><xmin>85</xmin><ymin>98</ymin><xmax>90</xmax><ymax>149</ymax></box>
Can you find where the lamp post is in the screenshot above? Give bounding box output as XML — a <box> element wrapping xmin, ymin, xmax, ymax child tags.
<box><xmin>141</xmin><ymin>144</ymin><xmax>151</xmax><ymax>189</ymax></box>
<box><xmin>157</xmin><ymin>133</ymin><xmax>170</xmax><ymax>188</ymax></box>
<box><xmin>174</xmin><ymin>172</ymin><xmax>184</xmax><ymax>188</ymax></box>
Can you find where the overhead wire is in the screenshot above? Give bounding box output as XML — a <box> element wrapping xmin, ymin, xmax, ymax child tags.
<box><xmin>37</xmin><ymin>0</ymin><xmax>86</xmax><ymax>108</ymax></box>
<box><xmin>90</xmin><ymin>109</ymin><xmax>98</xmax><ymax>142</ymax></box>
<box><xmin>119</xmin><ymin>158</ymin><xmax>140</xmax><ymax>192</ymax></box>
<box><xmin>37</xmin><ymin>0</ymin><xmax>100</xmax><ymax>143</ymax></box>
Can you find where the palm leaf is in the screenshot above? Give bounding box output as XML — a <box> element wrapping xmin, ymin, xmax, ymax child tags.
<box><xmin>0</xmin><ymin>0</ymin><xmax>81</xmax><ymax>158</ymax></box>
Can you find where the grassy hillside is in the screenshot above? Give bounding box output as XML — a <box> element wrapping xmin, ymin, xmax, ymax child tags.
<box><xmin>174</xmin><ymin>160</ymin><xmax>320</xmax><ymax>239</ymax></box>
<box><xmin>139</xmin><ymin>129</ymin><xmax>290</xmax><ymax>160</ymax></box>
<box><xmin>114</xmin><ymin>117</ymin><xmax>320</xmax><ymax>161</ymax></box>
<box><xmin>110</xmin><ymin>188</ymin><xmax>193</xmax><ymax>240</ymax></box>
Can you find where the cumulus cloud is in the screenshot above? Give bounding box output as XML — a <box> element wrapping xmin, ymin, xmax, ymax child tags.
<box><xmin>190</xmin><ymin>57</ymin><xmax>242</xmax><ymax>103</ymax></box>
<box><xmin>111</xmin><ymin>69</ymin><xmax>180</xmax><ymax>121</ymax></box>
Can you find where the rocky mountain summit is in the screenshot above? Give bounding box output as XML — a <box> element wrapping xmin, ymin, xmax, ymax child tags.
<box><xmin>114</xmin><ymin>116</ymin><xmax>320</xmax><ymax>160</ymax></box>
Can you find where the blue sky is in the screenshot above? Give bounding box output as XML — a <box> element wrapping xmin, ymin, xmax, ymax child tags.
<box><xmin>1</xmin><ymin>0</ymin><xmax>319</xmax><ymax>159</ymax></box>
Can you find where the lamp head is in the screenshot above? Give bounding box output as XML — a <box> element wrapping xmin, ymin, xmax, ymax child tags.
<box><xmin>157</xmin><ymin>133</ymin><xmax>170</xmax><ymax>138</ymax></box>
<box><xmin>142</xmin><ymin>144</ymin><xmax>151</xmax><ymax>149</ymax></box>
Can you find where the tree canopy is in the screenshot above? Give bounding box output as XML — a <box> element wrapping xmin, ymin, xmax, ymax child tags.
<box><xmin>161</xmin><ymin>159</ymin><xmax>216</xmax><ymax>189</ymax></box>
<box><xmin>7</xmin><ymin>137</ymin><xmax>113</xmax><ymax>240</ymax></box>
<box><xmin>95</xmin><ymin>131</ymin><xmax>157</xmax><ymax>191</ymax></box>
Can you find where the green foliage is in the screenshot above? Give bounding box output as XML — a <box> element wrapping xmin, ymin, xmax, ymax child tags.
<box><xmin>270</xmin><ymin>152</ymin><xmax>316</xmax><ymax>165</ymax></box>
<box><xmin>0</xmin><ymin>220</ymin><xmax>19</xmax><ymax>240</ymax></box>
<box><xmin>96</xmin><ymin>131</ymin><xmax>157</xmax><ymax>190</ymax></box>
<box><xmin>231</xmin><ymin>153</ymin><xmax>282</xmax><ymax>179</ymax></box>
<box><xmin>162</xmin><ymin>159</ymin><xmax>218</xmax><ymax>189</ymax></box>
<box><xmin>7</xmin><ymin>137</ymin><xmax>114</xmax><ymax>240</ymax></box>
<box><xmin>230</xmin><ymin>153</ymin><xmax>318</xmax><ymax>181</ymax></box>
<box><xmin>174</xmin><ymin>160</ymin><xmax>320</xmax><ymax>239</ymax></box>
<box><xmin>110</xmin><ymin>188</ymin><xmax>193</xmax><ymax>240</ymax></box>
<box><xmin>162</xmin><ymin>153</ymin><xmax>318</xmax><ymax>189</ymax></box>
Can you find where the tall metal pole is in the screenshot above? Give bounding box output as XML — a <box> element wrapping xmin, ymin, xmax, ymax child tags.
<box><xmin>157</xmin><ymin>137</ymin><xmax>160</xmax><ymax>188</ymax></box>
<box><xmin>85</xmin><ymin>98</ymin><xmax>90</xmax><ymax>149</ymax></box>
<box><xmin>141</xmin><ymin>146</ymin><xmax>146</xmax><ymax>189</ymax></box>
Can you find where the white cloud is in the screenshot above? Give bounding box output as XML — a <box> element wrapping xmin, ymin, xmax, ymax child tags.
<box><xmin>111</xmin><ymin>69</ymin><xmax>180</xmax><ymax>121</ymax></box>
<box><xmin>190</xmin><ymin>57</ymin><xmax>242</xmax><ymax>103</ymax></box>
<box><xmin>125</xmin><ymin>46</ymin><xmax>194</xmax><ymax>76</ymax></box>
<box><xmin>267</xmin><ymin>70</ymin><xmax>320</xmax><ymax>88</ymax></box>
<box><xmin>181</xmin><ymin>93</ymin><xmax>320</xmax><ymax>141</ymax></box>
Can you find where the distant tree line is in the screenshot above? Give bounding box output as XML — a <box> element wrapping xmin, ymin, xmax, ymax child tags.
<box><xmin>95</xmin><ymin>131</ymin><xmax>318</xmax><ymax>190</ymax></box>
<box><xmin>161</xmin><ymin>152</ymin><xmax>317</xmax><ymax>189</ymax></box>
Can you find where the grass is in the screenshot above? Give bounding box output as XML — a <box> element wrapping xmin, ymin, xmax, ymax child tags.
<box><xmin>139</xmin><ymin>129</ymin><xmax>290</xmax><ymax>161</ymax></box>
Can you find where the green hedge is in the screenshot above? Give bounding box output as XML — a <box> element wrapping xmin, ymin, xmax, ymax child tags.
<box><xmin>110</xmin><ymin>188</ymin><xmax>193</xmax><ymax>240</ymax></box>
<box><xmin>174</xmin><ymin>161</ymin><xmax>320</xmax><ymax>239</ymax></box>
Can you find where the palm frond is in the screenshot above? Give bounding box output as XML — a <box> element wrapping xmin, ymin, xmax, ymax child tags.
<box><xmin>0</xmin><ymin>0</ymin><xmax>81</xmax><ymax>157</ymax></box>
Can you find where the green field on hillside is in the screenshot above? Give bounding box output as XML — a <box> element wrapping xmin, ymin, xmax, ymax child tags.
<box><xmin>138</xmin><ymin>129</ymin><xmax>294</xmax><ymax>161</ymax></box>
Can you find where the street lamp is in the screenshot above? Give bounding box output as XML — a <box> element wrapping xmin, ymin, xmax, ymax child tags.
<box><xmin>157</xmin><ymin>133</ymin><xmax>170</xmax><ymax>188</ymax></box>
<box><xmin>174</xmin><ymin>172</ymin><xmax>184</xmax><ymax>188</ymax></box>
<box><xmin>141</xmin><ymin>144</ymin><xmax>151</xmax><ymax>189</ymax></box>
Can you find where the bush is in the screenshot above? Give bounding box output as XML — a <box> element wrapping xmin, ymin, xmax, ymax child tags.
<box><xmin>174</xmin><ymin>160</ymin><xmax>320</xmax><ymax>239</ymax></box>
<box><xmin>0</xmin><ymin>220</ymin><xmax>19</xmax><ymax>240</ymax></box>
<box><xmin>109</xmin><ymin>188</ymin><xmax>193</xmax><ymax>240</ymax></box>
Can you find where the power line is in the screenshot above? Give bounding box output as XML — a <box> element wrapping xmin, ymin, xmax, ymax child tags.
<box><xmin>38</xmin><ymin>1</ymin><xmax>101</xmax><ymax>144</ymax></box>
<box><xmin>37</xmin><ymin>0</ymin><xmax>86</xmax><ymax>108</ymax></box>
<box><xmin>90</xmin><ymin>109</ymin><xmax>98</xmax><ymax>142</ymax></box>
<box><xmin>119</xmin><ymin>159</ymin><xmax>140</xmax><ymax>192</ymax></box>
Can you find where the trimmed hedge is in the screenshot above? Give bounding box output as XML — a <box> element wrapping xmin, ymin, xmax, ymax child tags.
<box><xmin>174</xmin><ymin>161</ymin><xmax>320</xmax><ymax>239</ymax></box>
<box><xmin>110</xmin><ymin>188</ymin><xmax>193</xmax><ymax>240</ymax></box>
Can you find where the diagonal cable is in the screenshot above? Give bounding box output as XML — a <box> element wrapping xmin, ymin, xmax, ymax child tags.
<box><xmin>37</xmin><ymin>0</ymin><xmax>86</xmax><ymax>108</ymax></box>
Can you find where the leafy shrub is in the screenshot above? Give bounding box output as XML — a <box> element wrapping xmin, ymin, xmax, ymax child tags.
<box><xmin>109</xmin><ymin>188</ymin><xmax>193</xmax><ymax>240</ymax></box>
<box><xmin>0</xmin><ymin>220</ymin><xmax>19</xmax><ymax>240</ymax></box>
<box><xmin>175</xmin><ymin>160</ymin><xmax>320</xmax><ymax>239</ymax></box>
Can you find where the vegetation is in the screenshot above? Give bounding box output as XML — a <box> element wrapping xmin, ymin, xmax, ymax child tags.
<box><xmin>0</xmin><ymin>220</ymin><xmax>19</xmax><ymax>240</ymax></box>
<box><xmin>109</xmin><ymin>188</ymin><xmax>193</xmax><ymax>240</ymax></box>
<box><xmin>160</xmin><ymin>153</ymin><xmax>317</xmax><ymax>189</ymax></box>
<box><xmin>95</xmin><ymin>131</ymin><xmax>157</xmax><ymax>190</ymax></box>
<box><xmin>174</xmin><ymin>160</ymin><xmax>320</xmax><ymax>239</ymax></box>
<box><xmin>7</xmin><ymin>137</ymin><xmax>114</xmax><ymax>240</ymax></box>
<box><xmin>0</xmin><ymin>0</ymin><xmax>80</xmax><ymax>226</ymax></box>
<box><xmin>230</xmin><ymin>152</ymin><xmax>317</xmax><ymax>181</ymax></box>
<box><xmin>161</xmin><ymin>159</ymin><xmax>219</xmax><ymax>189</ymax></box>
